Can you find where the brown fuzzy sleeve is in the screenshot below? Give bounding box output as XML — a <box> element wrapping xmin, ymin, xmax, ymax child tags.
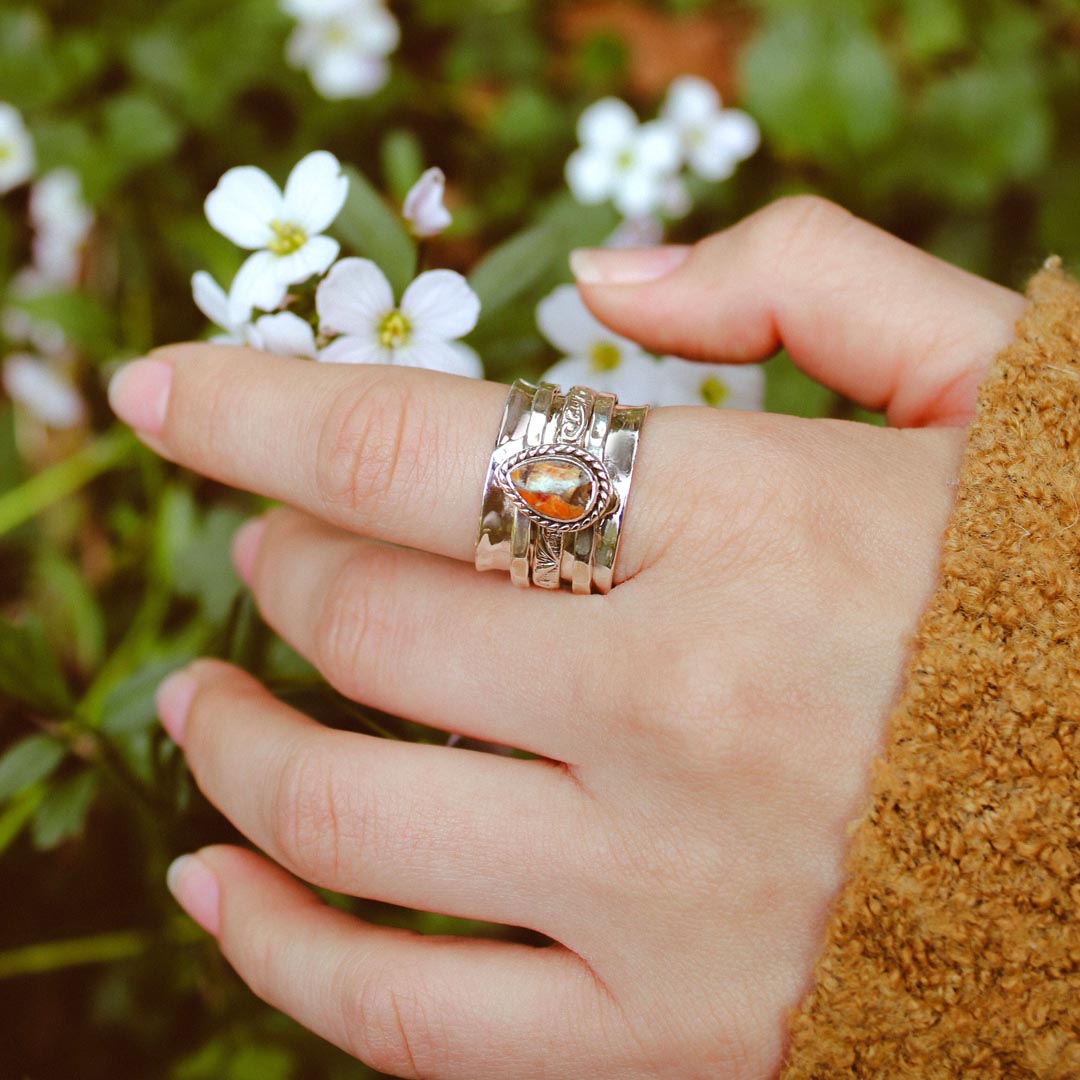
<box><xmin>777</xmin><ymin>261</ymin><xmax>1080</xmax><ymax>1080</ymax></box>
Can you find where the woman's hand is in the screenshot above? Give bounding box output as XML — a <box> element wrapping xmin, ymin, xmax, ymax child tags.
<box><xmin>110</xmin><ymin>196</ymin><xmax>1025</xmax><ymax>1079</ymax></box>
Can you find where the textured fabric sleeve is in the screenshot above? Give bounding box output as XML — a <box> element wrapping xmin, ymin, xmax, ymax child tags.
<box><xmin>777</xmin><ymin>261</ymin><xmax>1080</xmax><ymax>1080</ymax></box>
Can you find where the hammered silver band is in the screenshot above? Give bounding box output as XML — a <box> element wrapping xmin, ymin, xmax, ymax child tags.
<box><xmin>475</xmin><ymin>379</ymin><xmax>649</xmax><ymax>594</ymax></box>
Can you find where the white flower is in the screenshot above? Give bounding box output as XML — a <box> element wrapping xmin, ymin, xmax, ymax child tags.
<box><xmin>536</xmin><ymin>284</ymin><xmax>660</xmax><ymax>401</ymax></box>
<box><xmin>566</xmin><ymin>98</ymin><xmax>681</xmax><ymax>219</ymax></box>
<box><xmin>316</xmin><ymin>257</ymin><xmax>482</xmax><ymax>377</ymax></box>
<box><xmin>403</xmin><ymin>167</ymin><xmax>452</xmax><ymax>239</ymax></box>
<box><xmin>0</xmin><ymin>103</ymin><xmax>34</xmax><ymax>195</ymax></box>
<box><xmin>654</xmin><ymin>356</ymin><xmax>765</xmax><ymax>410</ymax></box>
<box><xmin>283</xmin><ymin>0</ymin><xmax>399</xmax><ymax>100</ymax></box>
<box><xmin>30</xmin><ymin>169</ymin><xmax>94</xmax><ymax>286</ymax></box>
<box><xmin>204</xmin><ymin>150</ymin><xmax>349</xmax><ymax>321</ymax></box>
<box><xmin>2</xmin><ymin>353</ymin><xmax>85</xmax><ymax>428</ymax></box>
<box><xmin>192</xmin><ymin>270</ymin><xmax>318</xmax><ymax>358</ymax></box>
<box><xmin>661</xmin><ymin>76</ymin><xmax>760</xmax><ymax>182</ymax></box>
<box><xmin>2</xmin><ymin>268</ymin><xmax>67</xmax><ymax>356</ymax></box>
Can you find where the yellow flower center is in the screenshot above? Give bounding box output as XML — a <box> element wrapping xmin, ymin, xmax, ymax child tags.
<box><xmin>615</xmin><ymin>148</ymin><xmax>635</xmax><ymax>172</ymax></box>
<box><xmin>589</xmin><ymin>341</ymin><xmax>621</xmax><ymax>372</ymax></box>
<box><xmin>322</xmin><ymin>22</ymin><xmax>350</xmax><ymax>46</ymax></box>
<box><xmin>378</xmin><ymin>310</ymin><xmax>411</xmax><ymax>349</ymax></box>
<box><xmin>268</xmin><ymin>219</ymin><xmax>308</xmax><ymax>256</ymax></box>
<box><xmin>0</xmin><ymin>143</ymin><xmax>10</xmax><ymax>164</ymax></box>
<box><xmin>700</xmin><ymin>375</ymin><xmax>729</xmax><ymax>407</ymax></box>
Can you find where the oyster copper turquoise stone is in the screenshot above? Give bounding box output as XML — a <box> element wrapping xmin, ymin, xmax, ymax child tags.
<box><xmin>495</xmin><ymin>443</ymin><xmax>615</xmax><ymax>533</ymax></box>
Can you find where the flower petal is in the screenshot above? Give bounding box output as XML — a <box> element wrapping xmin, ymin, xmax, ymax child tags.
<box><xmin>393</xmin><ymin>339</ymin><xmax>483</xmax><ymax>377</ymax></box>
<box><xmin>2</xmin><ymin>354</ymin><xmax>85</xmax><ymax>429</ymax></box>
<box><xmin>318</xmin><ymin>334</ymin><xmax>390</xmax><ymax>365</ymax></box>
<box><xmin>0</xmin><ymin>103</ymin><xmax>35</xmax><ymax>195</ymax></box>
<box><xmin>662</xmin><ymin>76</ymin><xmax>720</xmax><ymax>130</ymax></box>
<box><xmin>400</xmin><ymin>270</ymin><xmax>480</xmax><ymax>341</ymax></box>
<box><xmin>577</xmin><ymin>98</ymin><xmax>638</xmax><ymax>151</ymax></box>
<box><xmin>228</xmin><ymin>251</ymin><xmax>289</xmax><ymax>322</ymax></box>
<box><xmin>634</xmin><ymin>121</ymin><xmax>682</xmax><ymax>175</ymax></box>
<box><xmin>284</xmin><ymin>150</ymin><xmax>349</xmax><ymax>235</ymax></box>
<box><xmin>655</xmin><ymin>357</ymin><xmax>765</xmax><ymax>410</ymax></box>
<box><xmin>537</xmin><ymin>350</ymin><xmax>662</xmax><ymax>404</ymax></box>
<box><xmin>250</xmin><ymin>311</ymin><xmax>318</xmax><ymax>358</ymax></box>
<box><xmin>309</xmin><ymin>51</ymin><xmax>390</xmax><ymax>99</ymax></box>
<box><xmin>536</xmin><ymin>284</ymin><xmax>603</xmax><ymax>354</ymax></box>
<box><xmin>403</xmin><ymin>167</ymin><xmax>452</xmax><ymax>238</ymax></box>
<box><xmin>614</xmin><ymin>169</ymin><xmax>665</xmax><ymax>219</ymax></box>
<box><xmin>316</xmin><ymin>257</ymin><xmax>394</xmax><ymax>337</ymax></box>
<box><xmin>204</xmin><ymin>166</ymin><xmax>283</xmax><ymax>249</ymax></box>
<box><xmin>565</xmin><ymin>147</ymin><xmax>617</xmax><ymax>206</ymax></box>
<box><xmin>192</xmin><ymin>271</ymin><xmax>233</xmax><ymax>330</ymax></box>
<box><xmin>357</xmin><ymin>7</ymin><xmax>400</xmax><ymax>53</ymax></box>
<box><xmin>273</xmin><ymin>234</ymin><xmax>340</xmax><ymax>288</ymax></box>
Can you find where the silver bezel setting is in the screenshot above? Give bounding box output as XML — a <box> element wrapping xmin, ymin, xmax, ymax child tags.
<box><xmin>494</xmin><ymin>442</ymin><xmax>617</xmax><ymax>534</ymax></box>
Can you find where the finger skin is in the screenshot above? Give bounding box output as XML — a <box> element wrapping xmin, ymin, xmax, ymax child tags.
<box><xmin>175</xmin><ymin>660</ymin><xmax>590</xmax><ymax>934</ymax></box>
<box><xmin>129</xmin><ymin>349</ymin><xmax>680</xmax><ymax>579</ymax></box>
<box><xmin>243</xmin><ymin>507</ymin><xmax>624</xmax><ymax>763</ymax></box>
<box><xmin>187</xmin><ymin>845</ymin><xmax>615</xmax><ymax>1080</ymax></box>
<box><xmin>575</xmin><ymin>195</ymin><xmax>1027</xmax><ymax>427</ymax></box>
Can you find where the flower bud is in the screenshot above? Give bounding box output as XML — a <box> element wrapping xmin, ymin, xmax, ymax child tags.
<box><xmin>403</xmin><ymin>167</ymin><xmax>452</xmax><ymax>238</ymax></box>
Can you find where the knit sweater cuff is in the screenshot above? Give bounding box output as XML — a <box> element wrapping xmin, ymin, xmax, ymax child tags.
<box><xmin>778</xmin><ymin>261</ymin><xmax>1080</xmax><ymax>1079</ymax></box>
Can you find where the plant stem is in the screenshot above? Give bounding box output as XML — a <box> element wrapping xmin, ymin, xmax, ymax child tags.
<box><xmin>0</xmin><ymin>920</ymin><xmax>203</xmax><ymax>980</ymax></box>
<box><xmin>0</xmin><ymin>426</ymin><xmax>138</xmax><ymax>538</ymax></box>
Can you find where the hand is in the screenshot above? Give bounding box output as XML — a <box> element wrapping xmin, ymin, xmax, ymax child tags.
<box><xmin>110</xmin><ymin>196</ymin><xmax>1026</xmax><ymax>1079</ymax></box>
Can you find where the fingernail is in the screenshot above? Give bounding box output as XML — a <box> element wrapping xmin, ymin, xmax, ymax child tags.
<box><xmin>231</xmin><ymin>518</ymin><xmax>267</xmax><ymax>588</ymax></box>
<box><xmin>166</xmin><ymin>855</ymin><xmax>220</xmax><ymax>935</ymax></box>
<box><xmin>107</xmin><ymin>359</ymin><xmax>173</xmax><ymax>436</ymax></box>
<box><xmin>156</xmin><ymin>668</ymin><xmax>197</xmax><ymax>748</ymax></box>
<box><xmin>570</xmin><ymin>245</ymin><xmax>690</xmax><ymax>286</ymax></box>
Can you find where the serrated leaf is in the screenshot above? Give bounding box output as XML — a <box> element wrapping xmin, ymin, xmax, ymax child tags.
<box><xmin>334</xmin><ymin>166</ymin><xmax>417</xmax><ymax>296</ymax></box>
<box><xmin>0</xmin><ymin>618</ymin><xmax>74</xmax><ymax>715</ymax></box>
<box><xmin>32</xmin><ymin>770</ymin><xmax>98</xmax><ymax>850</ymax></box>
<box><xmin>0</xmin><ymin>735</ymin><xmax>66</xmax><ymax>801</ymax></box>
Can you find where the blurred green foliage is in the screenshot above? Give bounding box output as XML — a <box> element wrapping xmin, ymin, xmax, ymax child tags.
<box><xmin>1</xmin><ymin>0</ymin><xmax>1079</xmax><ymax>1076</ymax></box>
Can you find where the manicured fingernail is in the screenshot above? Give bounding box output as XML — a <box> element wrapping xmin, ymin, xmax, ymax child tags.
<box><xmin>107</xmin><ymin>359</ymin><xmax>173</xmax><ymax>436</ymax></box>
<box><xmin>231</xmin><ymin>518</ymin><xmax>267</xmax><ymax>588</ymax></box>
<box><xmin>156</xmin><ymin>668</ymin><xmax>197</xmax><ymax>748</ymax></box>
<box><xmin>570</xmin><ymin>245</ymin><xmax>690</xmax><ymax>286</ymax></box>
<box><xmin>166</xmin><ymin>855</ymin><xmax>220</xmax><ymax>935</ymax></box>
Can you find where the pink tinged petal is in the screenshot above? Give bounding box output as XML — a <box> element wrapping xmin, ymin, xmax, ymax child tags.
<box><xmin>272</xmin><ymin>234</ymin><xmax>340</xmax><ymax>289</ymax></box>
<box><xmin>283</xmin><ymin>150</ymin><xmax>349</xmax><ymax>235</ymax></box>
<box><xmin>2</xmin><ymin>354</ymin><xmax>85</xmax><ymax>429</ymax></box>
<box><xmin>565</xmin><ymin>147</ymin><xmax>617</xmax><ymax>205</ymax></box>
<box><xmin>393</xmin><ymin>339</ymin><xmax>483</xmax><ymax>377</ymax></box>
<box><xmin>315</xmin><ymin>257</ymin><xmax>394</xmax><ymax>336</ymax></box>
<box><xmin>662</xmin><ymin>76</ymin><xmax>720</xmax><ymax>130</ymax></box>
<box><xmin>661</xmin><ymin>176</ymin><xmax>693</xmax><ymax>219</ymax></box>
<box><xmin>204</xmin><ymin>166</ymin><xmax>284</xmax><ymax>249</ymax></box>
<box><xmin>250</xmin><ymin>312</ymin><xmax>318</xmax><ymax>358</ymax></box>
<box><xmin>228</xmin><ymin>251</ymin><xmax>289</xmax><ymax>322</ymax></box>
<box><xmin>400</xmin><ymin>270</ymin><xmax>480</xmax><ymax>340</ymax></box>
<box><xmin>191</xmin><ymin>271</ymin><xmax>233</xmax><ymax>330</ymax></box>
<box><xmin>605</xmin><ymin>215</ymin><xmax>665</xmax><ymax>249</ymax></box>
<box><xmin>317</xmin><ymin>335</ymin><xmax>391</xmax><ymax>365</ymax></box>
<box><xmin>656</xmin><ymin>356</ymin><xmax>765</xmax><ymax>410</ymax></box>
<box><xmin>577</xmin><ymin>97</ymin><xmax>638</xmax><ymax>151</ymax></box>
<box><xmin>634</xmin><ymin>121</ymin><xmax>682</xmax><ymax>175</ymax></box>
<box><xmin>403</xmin><ymin>167</ymin><xmax>452</xmax><ymax>238</ymax></box>
<box><xmin>310</xmin><ymin>50</ymin><xmax>390</xmax><ymax>99</ymax></box>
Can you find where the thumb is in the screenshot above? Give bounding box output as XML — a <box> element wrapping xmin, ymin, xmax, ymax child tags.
<box><xmin>570</xmin><ymin>196</ymin><xmax>1027</xmax><ymax>427</ymax></box>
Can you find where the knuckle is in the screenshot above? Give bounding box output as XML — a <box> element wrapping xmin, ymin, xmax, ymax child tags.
<box><xmin>760</xmin><ymin>193</ymin><xmax>850</xmax><ymax>244</ymax></box>
<box><xmin>340</xmin><ymin>957</ymin><xmax>439</xmax><ymax>1078</ymax></box>
<box><xmin>266</xmin><ymin>744</ymin><xmax>348</xmax><ymax>884</ymax></box>
<box><xmin>314</xmin><ymin>374</ymin><xmax>423</xmax><ymax>522</ymax></box>
<box><xmin>315</xmin><ymin>550</ymin><xmax>406</xmax><ymax>697</ymax></box>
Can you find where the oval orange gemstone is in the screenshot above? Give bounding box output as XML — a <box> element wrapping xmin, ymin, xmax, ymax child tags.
<box><xmin>509</xmin><ymin>457</ymin><xmax>595</xmax><ymax>522</ymax></box>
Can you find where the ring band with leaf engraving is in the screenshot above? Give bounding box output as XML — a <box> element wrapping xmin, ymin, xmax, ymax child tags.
<box><xmin>475</xmin><ymin>378</ymin><xmax>649</xmax><ymax>594</ymax></box>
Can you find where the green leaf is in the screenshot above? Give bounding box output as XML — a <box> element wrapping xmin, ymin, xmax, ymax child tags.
<box><xmin>172</xmin><ymin>506</ymin><xmax>246</xmax><ymax>623</ymax></box>
<box><xmin>0</xmin><ymin>784</ymin><xmax>46</xmax><ymax>857</ymax></box>
<box><xmin>469</xmin><ymin>197</ymin><xmax>616</xmax><ymax>324</ymax></box>
<box><xmin>0</xmin><ymin>618</ymin><xmax>74</xmax><ymax>715</ymax></box>
<box><xmin>0</xmin><ymin>735</ymin><xmax>67</xmax><ymax>802</ymax></box>
<box><xmin>381</xmin><ymin>129</ymin><xmax>425</xmax><ymax>201</ymax></box>
<box><xmin>102</xmin><ymin>93</ymin><xmax>182</xmax><ymax>172</ymax></box>
<box><xmin>4</xmin><ymin>290</ymin><xmax>115</xmax><ymax>356</ymax></box>
<box><xmin>101</xmin><ymin>655</ymin><xmax>196</xmax><ymax>736</ymax></box>
<box><xmin>32</xmin><ymin>770</ymin><xmax>98</xmax><ymax>850</ymax></box>
<box><xmin>335</xmin><ymin>166</ymin><xmax>417</xmax><ymax>296</ymax></box>
<box><xmin>742</xmin><ymin>10</ymin><xmax>901</xmax><ymax>164</ymax></box>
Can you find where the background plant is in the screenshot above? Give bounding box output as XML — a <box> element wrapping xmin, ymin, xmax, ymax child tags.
<box><xmin>1</xmin><ymin>1</ymin><xmax>1078</xmax><ymax>1076</ymax></box>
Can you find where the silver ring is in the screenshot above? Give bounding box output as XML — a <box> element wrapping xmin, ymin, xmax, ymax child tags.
<box><xmin>475</xmin><ymin>379</ymin><xmax>649</xmax><ymax>594</ymax></box>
